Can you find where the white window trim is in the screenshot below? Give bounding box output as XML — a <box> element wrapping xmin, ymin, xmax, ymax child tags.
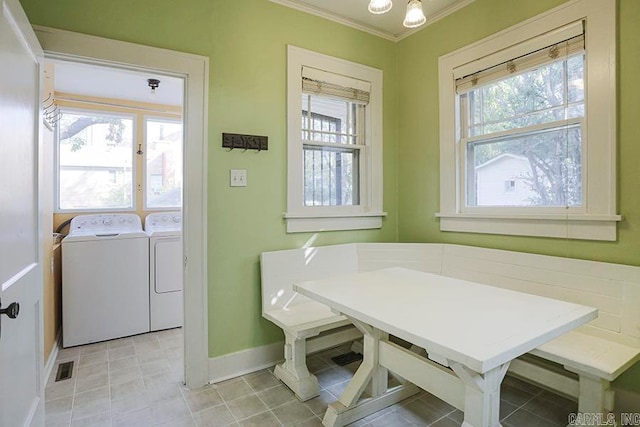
<box><xmin>286</xmin><ymin>45</ymin><xmax>385</xmax><ymax>233</ymax></box>
<box><xmin>437</xmin><ymin>0</ymin><xmax>620</xmax><ymax>241</ymax></box>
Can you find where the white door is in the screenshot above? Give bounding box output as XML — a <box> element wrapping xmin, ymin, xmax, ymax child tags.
<box><xmin>0</xmin><ymin>0</ymin><xmax>45</xmax><ymax>426</ymax></box>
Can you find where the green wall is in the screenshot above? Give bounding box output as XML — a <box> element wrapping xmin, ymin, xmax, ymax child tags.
<box><xmin>396</xmin><ymin>0</ymin><xmax>640</xmax><ymax>392</ymax></box>
<box><xmin>18</xmin><ymin>0</ymin><xmax>399</xmax><ymax>357</ymax></box>
<box><xmin>20</xmin><ymin>0</ymin><xmax>640</xmax><ymax>393</ymax></box>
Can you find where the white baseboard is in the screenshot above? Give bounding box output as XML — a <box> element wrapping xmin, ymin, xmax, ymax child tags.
<box><xmin>614</xmin><ymin>387</ymin><xmax>640</xmax><ymax>414</ymax></box>
<box><xmin>44</xmin><ymin>331</ymin><xmax>61</xmax><ymax>385</ymax></box>
<box><xmin>208</xmin><ymin>341</ymin><xmax>284</xmax><ymax>384</ymax></box>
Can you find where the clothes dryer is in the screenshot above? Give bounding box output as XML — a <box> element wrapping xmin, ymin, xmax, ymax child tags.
<box><xmin>145</xmin><ymin>212</ymin><xmax>183</xmax><ymax>331</ymax></box>
<box><xmin>62</xmin><ymin>214</ymin><xmax>149</xmax><ymax>347</ymax></box>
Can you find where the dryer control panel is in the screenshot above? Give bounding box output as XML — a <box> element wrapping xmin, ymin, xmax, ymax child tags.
<box><xmin>69</xmin><ymin>214</ymin><xmax>143</xmax><ymax>235</ymax></box>
<box><xmin>145</xmin><ymin>212</ymin><xmax>182</xmax><ymax>233</ymax></box>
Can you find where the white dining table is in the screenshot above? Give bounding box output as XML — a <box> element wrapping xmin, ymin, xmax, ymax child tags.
<box><xmin>293</xmin><ymin>267</ymin><xmax>597</xmax><ymax>427</ymax></box>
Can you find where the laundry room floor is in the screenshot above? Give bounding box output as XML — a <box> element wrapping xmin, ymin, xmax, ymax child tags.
<box><xmin>44</xmin><ymin>330</ymin><xmax>577</xmax><ymax>427</ymax></box>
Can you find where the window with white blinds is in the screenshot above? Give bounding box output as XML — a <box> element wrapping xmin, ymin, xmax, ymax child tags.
<box><xmin>457</xmin><ymin>24</ymin><xmax>586</xmax><ymax>209</ymax></box>
<box><xmin>437</xmin><ymin>0</ymin><xmax>618</xmax><ymax>241</ymax></box>
<box><xmin>301</xmin><ymin>67</ymin><xmax>369</xmax><ymax>207</ymax></box>
<box><xmin>286</xmin><ymin>46</ymin><xmax>384</xmax><ymax>233</ymax></box>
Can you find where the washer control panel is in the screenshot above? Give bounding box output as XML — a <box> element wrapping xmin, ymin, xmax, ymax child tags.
<box><xmin>145</xmin><ymin>212</ymin><xmax>182</xmax><ymax>233</ymax></box>
<box><xmin>69</xmin><ymin>214</ymin><xmax>143</xmax><ymax>234</ymax></box>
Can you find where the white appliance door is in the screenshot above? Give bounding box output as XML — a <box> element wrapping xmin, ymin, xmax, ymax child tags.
<box><xmin>0</xmin><ymin>0</ymin><xmax>45</xmax><ymax>426</ymax></box>
<box><xmin>154</xmin><ymin>237</ymin><xmax>183</xmax><ymax>293</ymax></box>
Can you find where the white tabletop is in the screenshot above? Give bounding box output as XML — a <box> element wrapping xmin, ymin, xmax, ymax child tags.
<box><xmin>294</xmin><ymin>267</ymin><xmax>597</xmax><ymax>373</ymax></box>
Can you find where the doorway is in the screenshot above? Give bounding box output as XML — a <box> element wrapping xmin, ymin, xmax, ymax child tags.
<box><xmin>34</xmin><ymin>26</ymin><xmax>210</xmax><ymax>389</ymax></box>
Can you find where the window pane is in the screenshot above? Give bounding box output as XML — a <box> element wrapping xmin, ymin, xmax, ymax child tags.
<box><xmin>467</xmin><ymin>125</ymin><xmax>582</xmax><ymax>207</ymax></box>
<box><xmin>301</xmin><ymin>94</ymin><xmax>359</xmax><ymax>145</ymax></box>
<box><xmin>58</xmin><ymin>112</ymin><xmax>134</xmax><ymax>210</ymax></box>
<box><xmin>303</xmin><ymin>146</ymin><xmax>359</xmax><ymax>206</ymax></box>
<box><xmin>467</xmin><ymin>54</ymin><xmax>585</xmax><ymax>137</ymax></box>
<box><xmin>145</xmin><ymin>119</ymin><xmax>183</xmax><ymax>209</ymax></box>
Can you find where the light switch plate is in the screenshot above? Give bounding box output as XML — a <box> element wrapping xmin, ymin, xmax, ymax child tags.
<box><xmin>230</xmin><ymin>169</ymin><xmax>247</xmax><ymax>187</ymax></box>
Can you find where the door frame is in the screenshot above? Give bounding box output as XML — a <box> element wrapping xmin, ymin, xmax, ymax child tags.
<box><xmin>33</xmin><ymin>26</ymin><xmax>210</xmax><ymax>389</ymax></box>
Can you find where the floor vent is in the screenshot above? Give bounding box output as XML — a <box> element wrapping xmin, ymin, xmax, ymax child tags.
<box><xmin>55</xmin><ymin>361</ymin><xmax>74</xmax><ymax>382</ymax></box>
<box><xmin>331</xmin><ymin>351</ymin><xmax>362</xmax><ymax>366</ymax></box>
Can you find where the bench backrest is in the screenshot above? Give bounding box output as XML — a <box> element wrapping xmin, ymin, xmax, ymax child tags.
<box><xmin>439</xmin><ymin>244</ymin><xmax>640</xmax><ymax>347</ymax></box>
<box><xmin>260</xmin><ymin>242</ymin><xmax>640</xmax><ymax>347</ymax></box>
<box><xmin>260</xmin><ymin>244</ymin><xmax>358</xmax><ymax>315</ymax></box>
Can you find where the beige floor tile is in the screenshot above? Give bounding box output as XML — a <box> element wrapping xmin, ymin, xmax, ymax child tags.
<box><xmin>45</xmin><ymin>379</ymin><xmax>76</xmax><ymax>401</ymax></box>
<box><xmin>146</xmin><ymin>382</ymin><xmax>183</xmax><ymax>405</ymax></box>
<box><xmin>257</xmin><ymin>384</ymin><xmax>296</xmax><ymax>409</ymax></box>
<box><xmin>140</xmin><ymin>358</ymin><xmax>172</xmax><ymax>377</ymax></box>
<box><xmin>110</xmin><ymin>378</ymin><xmax>145</xmax><ymax>401</ymax></box>
<box><xmin>70</xmin><ymin>411</ymin><xmax>111</xmax><ymax>427</ymax></box>
<box><xmin>226</xmin><ymin>395</ymin><xmax>268</xmax><ymax>420</ymax></box>
<box><xmin>109</xmin><ymin>366</ymin><xmax>142</xmax><ymax>385</ymax></box>
<box><xmin>108</xmin><ymin>345</ymin><xmax>136</xmax><ymax>361</ymax></box>
<box><xmin>109</xmin><ymin>356</ymin><xmax>139</xmax><ymax>373</ymax></box>
<box><xmin>112</xmin><ymin>407</ymin><xmax>155</xmax><ymax>427</ymax></box>
<box><xmin>45</xmin><ymin>411</ymin><xmax>72</xmax><ymax>427</ymax></box>
<box><xmin>243</xmin><ymin>370</ymin><xmax>280</xmax><ymax>393</ymax></box>
<box><xmin>71</xmin><ymin>386</ymin><xmax>110</xmax><ymax>420</ymax></box>
<box><xmin>77</xmin><ymin>362</ymin><xmax>109</xmax><ymax>379</ymax></box>
<box><xmin>236</xmin><ymin>411</ymin><xmax>280</xmax><ymax>427</ymax></box>
<box><xmin>156</xmin><ymin>414</ymin><xmax>196</xmax><ymax>427</ymax></box>
<box><xmin>151</xmin><ymin>397</ymin><xmax>191</xmax><ymax>424</ymax></box>
<box><xmin>79</xmin><ymin>351</ymin><xmax>108</xmax><ymax>367</ymax></box>
<box><xmin>216</xmin><ymin>378</ymin><xmax>254</xmax><ymax>402</ymax></box>
<box><xmin>111</xmin><ymin>393</ymin><xmax>149</xmax><ymax>417</ymax></box>
<box><xmin>303</xmin><ymin>390</ymin><xmax>336</xmax><ymax>416</ymax></box>
<box><xmin>107</xmin><ymin>337</ymin><xmax>134</xmax><ymax>350</ymax></box>
<box><xmin>193</xmin><ymin>404</ymin><xmax>236</xmax><ymax>427</ymax></box>
<box><xmin>76</xmin><ymin>373</ymin><xmax>109</xmax><ymax>394</ymax></box>
<box><xmin>80</xmin><ymin>342</ymin><xmax>107</xmax><ymax>355</ymax></box>
<box><xmin>135</xmin><ymin>340</ymin><xmax>163</xmax><ymax>354</ymax></box>
<box><xmin>137</xmin><ymin>349</ymin><xmax>166</xmax><ymax>365</ymax></box>
<box><xmin>45</xmin><ymin>395</ymin><xmax>73</xmax><ymax>418</ymax></box>
<box><xmin>184</xmin><ymin>388</ymin><xmax>224</xmax><ymax>413</ymax></box>
<box><xmin>271</xmin><ymin>400</ymin><xmax>316</xmax><ymax>426</ymax></box>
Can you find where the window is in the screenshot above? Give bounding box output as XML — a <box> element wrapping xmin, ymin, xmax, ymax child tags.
<box><xmin>144</xmin><ymin>118</ymin><xmax>183</xmax><ymax>209</ymax></box>
<box><xmin>286</xmin><ymin>46</ymin><xmax>384</xmax><ymax>233</ymax></box>
<box><xmin>437</xmin><ymin>0</ymin><xmax>619</xmax><ymax>241</ymax></box>
<box><xmin>57</xmin><ymin>111</ymin><xmax>134</xmax><ymax>210</ymax></box>
<box><xmin>56</xmin><ymin>108</ymin><xmax>183</xmax><ymax>212</ymax></box>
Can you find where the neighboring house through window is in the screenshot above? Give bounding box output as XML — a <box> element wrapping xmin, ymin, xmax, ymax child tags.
<box><xmin>437</xmin><ymin>0</ymin><xmax>619</xmax><ymax>241</ymax></box>
<box><xmin>286</xmin><ymin>46</ymin><xmax>384</xmax><ymax>232</ymax></box>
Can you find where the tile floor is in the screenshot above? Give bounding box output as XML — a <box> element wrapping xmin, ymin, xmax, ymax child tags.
<box><xmin>45</xmin><ymin>330</ymin><xmax>577</xmax><ymax>427</ymax></box>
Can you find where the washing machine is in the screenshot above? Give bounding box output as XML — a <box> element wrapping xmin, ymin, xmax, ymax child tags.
<box><xmin>146</xmin><ymin>212</ymin><xmax>183</xmax><ymax>331</ymax></box>
<box><xmin>62</xmin><ymin>214</ymin><xmax>149</xmax><ymax>347</ymax></box>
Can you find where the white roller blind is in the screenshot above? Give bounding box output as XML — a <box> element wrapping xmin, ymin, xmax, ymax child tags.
<box><xmin>455</xmin><ymin>21</ymin><xmax>584</xmax><ymax>94</ymax></box>
<box><xmin>302</xmin><ymin>66</ymin><xmax>371</xmax><ymax>104</ymax></box>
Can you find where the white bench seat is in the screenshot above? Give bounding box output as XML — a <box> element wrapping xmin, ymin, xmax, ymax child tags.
<box><xmin>533</xmin><ymin>331</ymin><xmax>640</xmax><ymax>382</ymax></box>
<box><xmin>261</xmin><ymin>242</ymin><xmax>640</xmax><ymax>413</ymax></box>
<box><xmin>264</xmin><ymin>300</ymin><xmax>350</xmax><ymax>337</ymax></box>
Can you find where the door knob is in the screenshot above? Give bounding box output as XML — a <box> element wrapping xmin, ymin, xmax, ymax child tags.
<box><xmin>0</xmin><ymin>298</ymin><xmax>20</xmax><ymax>341</ymax></box>
<box><xmin>0</xmin><ymin>301</ymin><xmax>20</xmax><ymax>319</ymax></box>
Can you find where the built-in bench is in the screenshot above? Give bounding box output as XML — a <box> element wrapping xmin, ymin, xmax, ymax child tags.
<box><xmin>260</xmin><ymin>243</ymin><xmax>640</xmax><ymax>415</ymax></box>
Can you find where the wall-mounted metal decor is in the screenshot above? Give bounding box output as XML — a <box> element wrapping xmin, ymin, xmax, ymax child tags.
<box><xmin>222</xmin><ymin>133</ymin><xmax>268</xmax><ymax>151</ymax></box>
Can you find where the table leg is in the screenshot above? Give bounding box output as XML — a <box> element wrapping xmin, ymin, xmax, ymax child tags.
<box><xmin>451</xmin><ymin>361</ymin><xmax>510</xmax><ymax>427</ymax></box>
<box><xmin>323</xmin><ymin>319</ymin><xmax>420</xmax><ymax>427</ymax></box>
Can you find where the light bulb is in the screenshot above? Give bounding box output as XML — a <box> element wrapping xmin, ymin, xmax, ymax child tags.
<box><xmin>368</xmin><ymin>0</ymin><xmax>392</xmax><ymax>14</ymax></box>
<box><xmin>403</xmin><ymin>0</ymin><xmax>426</xmax><ymax>28</ymax></box>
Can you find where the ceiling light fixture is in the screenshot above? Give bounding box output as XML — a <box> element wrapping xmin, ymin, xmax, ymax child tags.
<box><xmin>403</xmin><ymin>0</ymin><xmax>427</xmax><ymax>28</ymax></box>
<box><xmin>368</xmin><ymin>0</ymin><xmax>393</xmax><ymax>14</ymax></box>
<box><xmin>368</xmin><ymin>0</ymin><xmax>426</xmax><ymax>29</ymax></box>
<box><xmin>147</xmin><ymin>78</ymin><xmax>160</xmax><ymax>95</ymax></box>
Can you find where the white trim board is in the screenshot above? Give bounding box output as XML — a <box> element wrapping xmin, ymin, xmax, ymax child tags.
<box><xmin>208</xmin><ymin>342</ymin><xmax>284</xmax><ymax>384</ymax></box>
<box><xmin>43</xmin><ymin>331</ymin><xmax>61</xmax><ymax>386</ymax></box>
<box><xmin>32</xmin><ymin>26</ymin><xmax>210</xmax><ymax>389</ymax></box>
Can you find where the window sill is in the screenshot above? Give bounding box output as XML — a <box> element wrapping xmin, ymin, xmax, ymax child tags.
<box><xmin>284</xmin><ymin>211</ymin><xmax>387</xmax><ymax>233</ymax></box>
<box><xmin>435</xmin><ymin>213</ymin><xmax>622</xmax><ymax>241</ymax></box>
